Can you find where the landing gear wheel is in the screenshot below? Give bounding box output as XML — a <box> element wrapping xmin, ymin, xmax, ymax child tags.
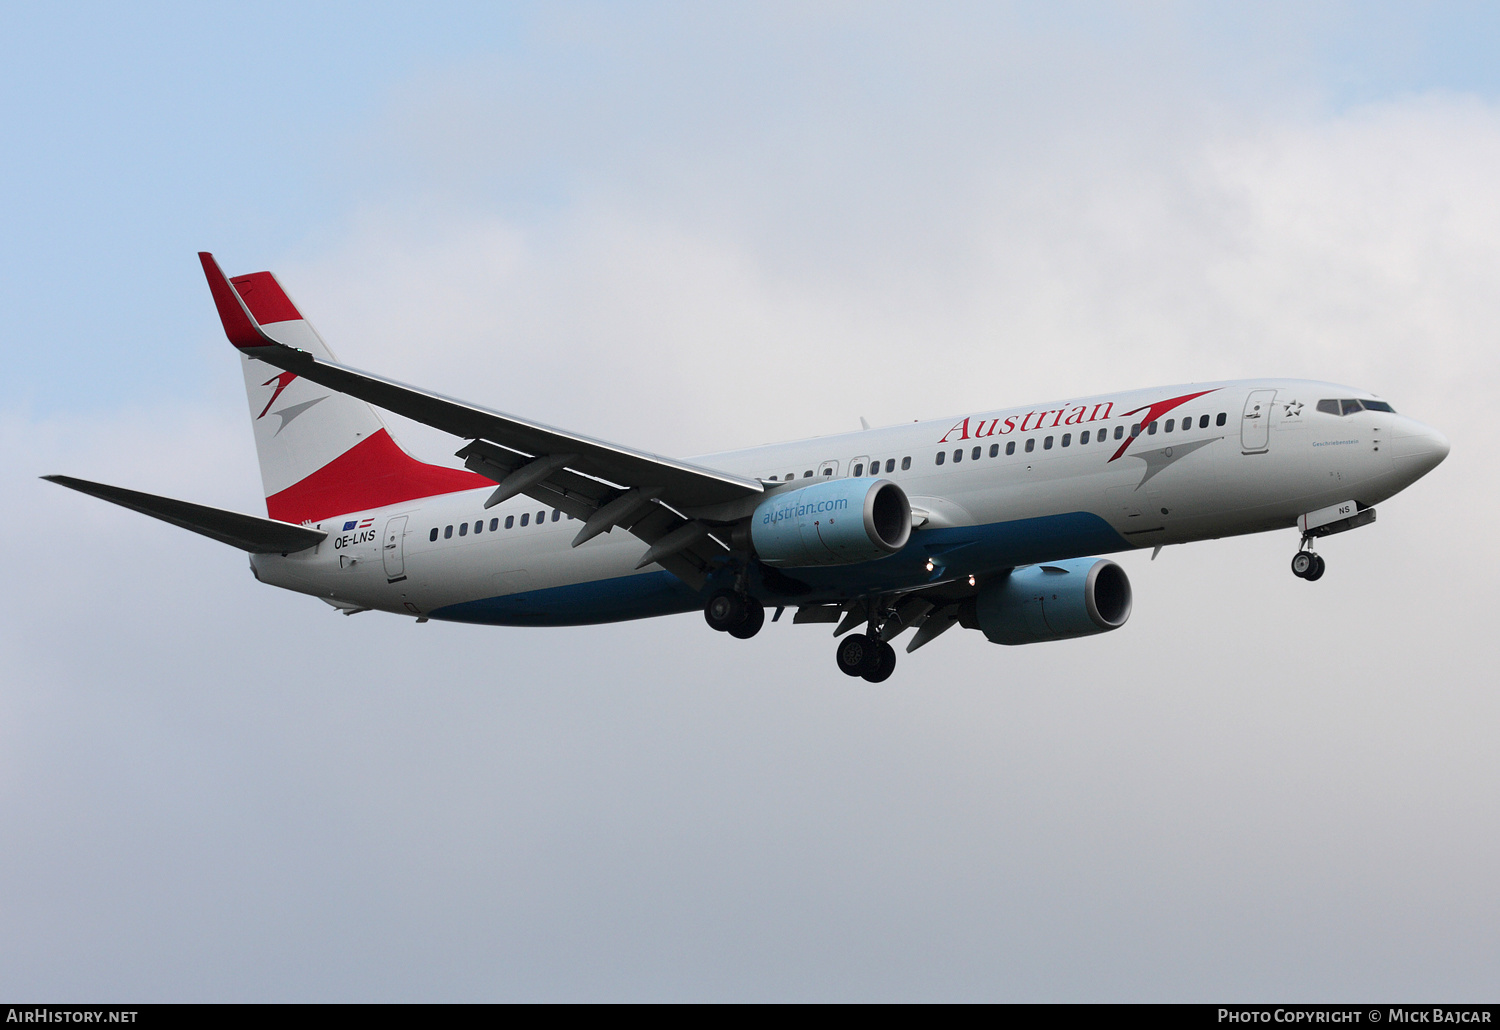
<box><xmin>728</xmin><ymin>601</ymin><xmax>765</xmax><ymax>639</ymax></box>
<box><xmin>861</xmin><ymin>641</ymin><xmax>897</xmax><ymax>683</ymax></box>
<box><xmin>704</xmin><ymin>590</ymin><xmax>746</xmax><ymax>632</ymax></box>
<box><xmin>1304</xmin><ymin>554</ymin><xmax>1326</xmax><ymax>581</ymax></box>
<box><xmin>1290</xmin><ymin>551</ymin><xmax>1314</xmax><ymax>578</ymax></box>
<box><xmin>836</xmin><ymin>634</ymin><xmax>877</xmax><ymax>677</ymax></box>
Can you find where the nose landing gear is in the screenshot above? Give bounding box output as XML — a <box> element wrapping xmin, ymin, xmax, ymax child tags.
<box><xmin>1290</xmin><ymin>546</ymin><xmax>1325</xmax><ymax>581</ymax></box>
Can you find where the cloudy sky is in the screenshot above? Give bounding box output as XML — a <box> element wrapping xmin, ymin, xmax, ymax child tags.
<box><xmin>2</xmin><ymin>2</ymin><xmax>1496</xmax><ymax>1001</ymax></box>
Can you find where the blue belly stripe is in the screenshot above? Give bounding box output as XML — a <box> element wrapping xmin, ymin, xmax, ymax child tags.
<box><xmin>432</xmin><ymin>570</ymin><xmax>703</xmax><ymax>627</ymax></box>
<box><xmin>429</xmin><ymin>510</ymin><xmax>1130</xmax><ymax>627</ymax></box>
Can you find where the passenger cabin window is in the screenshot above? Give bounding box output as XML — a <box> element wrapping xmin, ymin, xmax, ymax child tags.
<box><xmin>852</xmin><ymin>463</ymin><xmax>864</xmax><ymax>477</ymax></box>
<box><xmin>1006</xmin><ymin>441</ymin><xmax>1016</xmax><ymax>455</ymax></box>
<box><xmin>953</xmin><ymin>449</ymin><xmax>963</xmax><ymax>463</ymax></box>
<box><xmin>459</xmin><ymin>523</ymin><xmax>467</xmax><ymax>536</ymax></box>
<box><xmin>1081</xmin><ymin>430</ymin><xmax>1090</xmax><ymax>444</ymax></box>
<box><xmin>803</xmin><ymin>470</ymin><xmax>813</xmax><ymax>478</ymax></box>
<box><xmin>1200</xmin><ymin>414</ymin><xmax>1210</xmax><ymax>429</ymax></box>
<box><xmin>900</xmin><ymin>457</ymin><xmax>910</xmax><ymax>470</ymax></box>
<box><xmin>444</xmin><ymin>525</ymin><xmax>453</xmax><ymax>539</ymax></box>
<box><xmin>429</xmin><ymin>528</ymin><xmax>439</xmax><ymax>542</ymax></box>
<box><xmin>1147</xmin><ymin>422</ymin><xmax>1158</xmax><ymax>435</ymax></box>
<box><xmin>972</xmin><ymin>446</ymin><xmax>981</xmax><ymax>460</ymax></box>
<box><xmin>1131</xmin><ymin>424</ymin><xmax>1141</xmax><ymax>437</ymax></box>
<box><xmin>520</xmin><ymin>513</ymin><xmax>529</xmax><ymax>527</ymax></box>
<box><xmin>935</xmin><ymin>451</ymin><xmax>945</xmax><ymax>465</ymax></box>
<box><xmin>1044</xmin><ymin>435</ymin><xmax>1054</xmax><ymax>449</ymax></box>
<box><xmin>1216</xmin><ymin>412</ymin><xmax>1227</xmax><ymax>426</ymax></box>
<box><xmin>474</xmin><ymin>521</ymin><xmax>482</xmax><ymax>534</ymax></box>
<box><xmin>505</xmin><ymin>515</ymin><xmax>514</xmax><ymax>529</ymax></box>
<box><xmin>1114</xmin><ymin>425</ymin><xmax>1125</xmax><ymax>440</ymax></box>
<box><xmin>1025</xmin><ymin>438</ymin><xmax>1035</xmax><ymax>453</ymax></box>
<box><xmin>537</xmin><ymin>510</ymin><xmax>546</xmax><ymax>523</ymax></box>
<box><xmin>1061</xmin><ymin>433</ymin><xmax>1071</xmax><ymax>447</ymax></box>
<box><xmin>490</xmin><ymin>518</ymin><xmax>498</xmax><ymax>532</ymax></box>
<box><xmin>552</xmin><ymin>509</ymin><xmax>561</xmax><ymax>522</ymax></box>
<box><xmin>989</xmin><ymin>443</ymin><xmax>999</xmax><ymax>457</ymax></box>
<box><xmin>1164</xmin><ymin>419</ymin><xmax>1174</xmax><ymax>432</ymax></box>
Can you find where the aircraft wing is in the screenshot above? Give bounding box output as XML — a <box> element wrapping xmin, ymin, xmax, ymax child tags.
<box><xmin>43</xmin><ymin>475</ymin><xmax>327</xmax><ymax>554</ymax></box>
<box><xmin>201</xmin><ymin>252</ymin><xmax>764</xmax><ymax>588</ymax></box>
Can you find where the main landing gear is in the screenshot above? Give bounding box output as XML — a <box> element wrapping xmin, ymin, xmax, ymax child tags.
<box><xmin>1290</xmin><ymin>544</ymin><xmax>1326</xmax><ymax>581</ymax></box>
<box><xmin>704</xmin><ymin>589</ymin><xmax>765</xmax><ymax>639</ymax></box>
<box><xmin>704</xmin><ymin>586</ymin><xmax>901</xmax><ymax>682</ymax></box>
<box><xmin>835</xmin><ymin>633</ymin><xmax>897</xmax><ymax>683</ymax></box>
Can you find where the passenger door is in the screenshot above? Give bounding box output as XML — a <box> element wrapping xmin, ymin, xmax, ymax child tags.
<box><xmin>382</xmin><ymin>516</ymin><xmax>408</xmax><ymax>581</ymax></box>
<box><xmin>1241</xmin><ymin>390</ymin><xmax>1276</xmax><ymax>453</ymax></box>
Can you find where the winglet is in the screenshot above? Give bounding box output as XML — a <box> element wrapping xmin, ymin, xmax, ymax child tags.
<box><xmin>199</xmin><ymin>251</ymin><xmax>271</xmax><ymax>349</ymax></box>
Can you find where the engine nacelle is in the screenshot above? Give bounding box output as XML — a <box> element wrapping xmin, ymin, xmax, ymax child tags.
<box><xmin>970</xmin><ymin>557</ymin><xmax>1132</xmax><ymax>645</ymax></box>
<box><xmin>750</xmin><ymin>478</ymin><xmax>912</xmax><ymax>567</ymax></box>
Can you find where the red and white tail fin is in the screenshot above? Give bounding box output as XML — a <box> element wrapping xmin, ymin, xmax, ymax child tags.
<box><xmin>199</xmin><ymin>253</ymin><xmax>489</xmax><ymax>525</ymax></box>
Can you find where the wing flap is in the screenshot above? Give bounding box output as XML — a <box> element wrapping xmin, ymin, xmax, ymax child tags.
<box><xmin>43</xmin><ymin>475</ymin><xmax>327</xmax><ymax>554</ymax></box>
<box><xmin>455</xmin><ymin>439</ymin><xmax>724</xmax><ymax>589</ymax></box>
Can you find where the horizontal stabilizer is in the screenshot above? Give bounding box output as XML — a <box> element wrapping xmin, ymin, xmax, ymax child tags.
<box><xmin>42</xmin><ymin>475</ymin><xmax>327</xmax><ymax>554</ymax></box>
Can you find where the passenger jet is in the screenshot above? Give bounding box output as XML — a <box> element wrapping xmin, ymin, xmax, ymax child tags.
<box><xmin>45</xmin><ymin>254</ymin><xmax>1451</xmax><ymax>680</ymax></box>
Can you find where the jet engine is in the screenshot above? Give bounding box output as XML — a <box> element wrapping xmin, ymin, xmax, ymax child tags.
<box><xmin>968</xmin><ymin>557</ymin><xmax>1132</xmax><ymax>645</ymax></box>
<box><xmin>748</xmin><ymin>478</ymin><xmax>912</xmax><ymax>567</ymax></box>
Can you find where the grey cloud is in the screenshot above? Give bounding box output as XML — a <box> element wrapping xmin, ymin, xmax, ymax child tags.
<box><xmin>4</xmin><ymin>4</ymin><xmax>1497</xmax><ymax>1001</ymax></box>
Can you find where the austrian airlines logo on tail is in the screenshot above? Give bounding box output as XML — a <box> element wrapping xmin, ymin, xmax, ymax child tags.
<box><xmin>256</xmin><ymin>370</ymin><xmax>325</xmax><ymax>436</ymax></box>
<box><xmin>257</xmin><ymin>371</ymin><xmax>298</xmax><ymax>418</ymax></box>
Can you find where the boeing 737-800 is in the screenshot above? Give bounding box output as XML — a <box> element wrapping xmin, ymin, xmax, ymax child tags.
<box><xmin>46</xmin><ymin>253</ymin><xmax>1451</xmax><ymax>681</ymax></box>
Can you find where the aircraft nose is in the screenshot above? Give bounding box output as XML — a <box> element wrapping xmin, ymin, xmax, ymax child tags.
<box><xmin>1392</xmin><ymin>419</ymin><xmax>1450</xmax><ymax>474</ymax></box>
<box><xmin>1427</xmin><ymin>425</ymin><xmax>1451</xmax><ymax>465</ymax></box>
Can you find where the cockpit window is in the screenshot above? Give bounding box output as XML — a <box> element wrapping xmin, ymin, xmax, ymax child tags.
<box><xmin>1318</xmin><ymin>398</ymin><xmax>1392</xmax><ymax>416</ymax></box>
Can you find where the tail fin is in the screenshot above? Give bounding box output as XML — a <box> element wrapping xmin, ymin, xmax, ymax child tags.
<box><xmin>199</xmin><ymin>253</ymin><xmax>489</xmax><ymax>524</ymax></box>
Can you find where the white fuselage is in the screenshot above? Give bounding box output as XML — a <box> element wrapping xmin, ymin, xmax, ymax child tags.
<box><xmin>249</xmin><ymin>378</ymin><xmax>1449</xmax><ymax>625</ymax></box>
